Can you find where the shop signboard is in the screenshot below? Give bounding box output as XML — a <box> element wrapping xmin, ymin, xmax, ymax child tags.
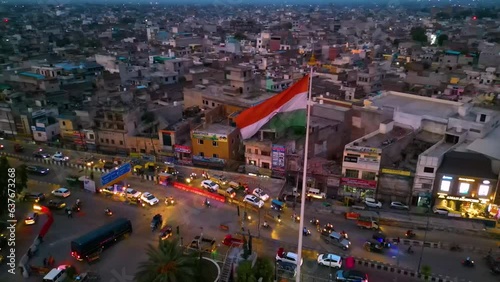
<box><xmin>437</xmin><ymin>193</ymin><xmax>481</xmax><ymax>203</ymax></box>
<box><xmin>271</xmin><ymin>144</ymin><xmax>286</xmax><ymax>171</ymax></box>
<box><xmin>381</xmin><ymin>168</ymin><xmax>411</xmax><ymax>177</ymax></box>
<box><xmin>340</xmin><ymin>177</ymin><xmax>377</xmax><ymax>189</ymax></box>
<box><xmin>345</xmin><ymin>145</ymin><xmax>381</xmax><ymax>155</ymax></box>
<box><xmin>174</xmin><ymin>144</ymin><xmax>191</xmax><ymax>154</ymax></box>
<box><xmin>192</xmin><ymin>155</ymin><xmax>225</xmax><ymax>166</ymax></box>
<box><xmin>192</xmin><ymin>130</ymin><xmax>228</xmax><ymax>142</ymax></box>
<box><xmin>343</xmin><ymin>156</ymin><xmax>358</xmax><ymax>163</ymax></box>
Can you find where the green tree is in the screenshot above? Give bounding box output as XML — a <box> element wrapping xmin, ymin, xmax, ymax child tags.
<box><xmin>16</xmin><ymin>164</ymin><xmax>28</xmax><ymax>194</ymax></box>
<box><xmin>420</xmin><ymin>265</ymin><xmax>432</xmax><ymax>280</ymax></box>
<box><xmin>135</xmin><ymin>239</ymin><xmax>199</xmax><ymax>282</ymax></box>
<box><xmin>233</xmin><ymin>32</ymin><xmax>247</xmax><ymax>41</ymax></box>
<box><xmin>411</xmin><ymin>26</ymin><xmax>428</xmax><ymax>44</ymax></box>
<box><xmin>254</xmin><ymin>257</ymin><xmax>274</xmax><ymax>282</ymax></box>
<box><xmin>393</xmin><ymin>38</ymin><xmax>401</xmax><ymax>47</ymax></box>
<box><xmin>437</xmin><ymin>34</ymin><xmax>449</xmax><ymax>46</ymax></box>
<box><xmin>237</xmin><ymin>261</ymin><xmax>257</xmax><ymax>282</ymax></box>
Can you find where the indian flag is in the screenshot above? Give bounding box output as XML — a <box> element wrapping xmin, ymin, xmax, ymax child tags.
<box><xmin>235</xmin><ymin>74</ymin><xmax>309</xmax><ymax>140</ymax></box>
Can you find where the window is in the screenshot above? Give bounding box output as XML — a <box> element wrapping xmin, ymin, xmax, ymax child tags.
<box><xmin>199</xmin><ymin>152</ymin><xmax>204</xmax><ymax>157</ymax></box>
<box><xmin>212</xmin><ymin>141</ymin><xmax>218</xmax><ymax>147</ymax></box>
<box><xmin>480</xmin><ymin>114</ymin><xmax>486</xmax><ymax>122</ymax></box>
<box><xmin>261</xmin><ymin>151</ymin><xmax>270</xmax><ymax>156</ymax></box>
<box><xmin>361</xmin><ymin>171</ymin><xmax>376</xmax><ymax>180</ymax></box>
<box><xmin>345</xmin><ymin>169</ymin><xmax>359</xmax><ymax>178</ymax></box>
<box><xmin>247</xmin><ymin>148</ymin><xmax>251</xmax><ymax>153</ymax></box>
<box><xmin>459</xmin><ymin>182</ymin><xmax>470</xmax><ymax>194</ymax></box>
<box><xmin>119</xmin><ymin>140</ymin><xmax>123</xmax><ymax>145</ymax></box>
<box><xmin>423</xmin><ymin>167</ymin><xmax>434</xmax><ymax>173</ymax></box>
<box><xmin>198</xmin><ymin>139</ymin><xmax>204</xmax><ymax>145</ymax></box>
<box><xmin>111</xmin><ymin>140</ymin><xmax>115</xmax><ymax>144</ymax></box>
<box><xmin>105</xmin><ymin>138</ymin><xmax>109</xmax><ymax>144</ymax></box>
<box><xmin>262</xmin><ymin>162</ymin><xmax>270</xmax><ymax>169</ymax></box>
<box><xmin>37</xmin><ymin>133</ymin><xmax>42</xmax><ymax>137</ymax></box>
<box><xmin>212</xmin><ymin>153</ymin><xmax>218</xmax><ymax>158</ymax></box>
<box><xmin>117</xmin><ymin>124</ymin><xmax>124</xmax><ymax>130</ymax></box>
<box><xmin>89</xmin><ymin>134</ymin><xmax>95</xmax><ymax>140</ymax></box>
<box><xmin>478</xmin><ymin>185</ymin><xmax>489</xmax><ymax>196</ymax></box>
<box><xmin>440</xmin><ymin>180</ymin><xmax>451</xmax><ymax>192</ymax></box>
<box><xmin>62</xmin><ymin>121</ymin><xmax>66</xmax><ymax>126</ymax></box>
<box><xmin>212</xmin><ymin>102</ymin><xmax>215</xmax><ymax>107</ymax></box>
<box><xmin>254</xmin><ymin>149</ymin><xmax>259</xmax><ymax>154</ymax></box>
<box><xmin>100</xmin><ymin>138</ymin><xmax>104</xmax><ymax>143</ymax></box>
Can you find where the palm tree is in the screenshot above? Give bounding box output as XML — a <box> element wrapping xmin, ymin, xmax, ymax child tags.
<box><xmin>135</xmin><ymin>239</ymin><xmax>199</xmax><ymax>282</ymax></box>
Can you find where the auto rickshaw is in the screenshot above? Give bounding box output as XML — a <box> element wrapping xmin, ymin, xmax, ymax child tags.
<box><xmin>271</xmin><ymin>199</ymin><xmax>285</xmax><ymax>211</ymax></box>
<box><xmin>144</xmin><ymin>162</ymin><xmax>156</xmax><ymax>172</ymax></box>
<box><xmin>159</xmin><ymin>225</ymin><xmax>173</xmax><ymax>240</ymax></box>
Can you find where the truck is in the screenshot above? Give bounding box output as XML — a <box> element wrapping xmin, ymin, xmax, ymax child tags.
<box><xmin>188</xmin><ymin>235</ymin><xmax>216</xmax><ymax>253</ymax></box>
<box><xmin>356</xmin><ymin>217</ymin><xmax>379</xmax><ymax>230</ymax></box>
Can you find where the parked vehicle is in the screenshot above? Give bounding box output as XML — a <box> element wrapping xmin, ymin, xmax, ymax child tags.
<box><xmin>22</xmin><ymin>192</ymin><xmax>45</xmax><ymax>202</ymax></box>
<box><xmin>188</xmin><ymin>236</ymin><xmax>216</xmax><ymax>253</ymax></box>
<box><xmin>317</xmin><ymin>253</ymin><xmax>343</xmax><ymax>268</ymax></box>
<box><xmin>52</xmin><ymin>188</ymin><xmax>71</xmax><ymax>198</ymax></box>
<box><xmin>390</xmin><ymin>201</ymin><xmax>409</xmax><ymax>210</ymax></box>
<box><xmin>276</xmin><ymin>248</ymin><xmax>303</xmax><ymax>266</ymax></box>
<box><xmin>364</xmin><ymin>197</ymin><xmax>382</xmax><ymax>208</ymax></box>
<box><xmin>356</xmin><ymin>217</ymin><xmax>379</xmax><ymax>230</ymax></box>
<box><xmin>271</xmin><ymin>199</ymin><xmax>285</xmax><ymax>211</ymax></box>
<box><xmin>335</xmin><ymin>270</ymin><xmax>369</xmax><ymax>282</ymax></box>
<box><xmin>71</xmin><ymin>218</ymin><xmax>132</xmax><ymax>262</ymax></box>
<box><xmin>221</xmin><ymin>234</ymin><xmax>244</xmax><ymax>247</ymax></box>
<box><xmin>26</xmin><ymin>165</ymin><xmax>50</xmax><ymax>175</ymax></box>
<box><xmin>159</xmin><ymin>226</ymin><xmax>173</xmax><ymax>240</ymax></box>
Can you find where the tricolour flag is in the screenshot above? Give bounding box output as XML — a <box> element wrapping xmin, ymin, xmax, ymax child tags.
<box><xmin>235</xmin><ymin>74</ymin><xmax>309</xmax><ymax>140</ymax></box>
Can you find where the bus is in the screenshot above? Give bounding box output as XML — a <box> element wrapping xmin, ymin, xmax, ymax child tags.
<box><xmin>70</xmin><ymin>218</ymin><xmax>132</xmax><ymax>262</ymax></box>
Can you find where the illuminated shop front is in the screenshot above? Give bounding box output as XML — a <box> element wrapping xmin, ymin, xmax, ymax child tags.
<box><xmin>434</xmin><ymin>175</ymin><xmax>498</xmax><ymax>219</ymax></box>
<box><xmin>338</xmin><ymin>177</ymin><xmax>377</xmax><ymax>201</ymax></box>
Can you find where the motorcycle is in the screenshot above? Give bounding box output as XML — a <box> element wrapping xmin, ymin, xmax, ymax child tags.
<box><xmin>292</xmin><ymin>215</ymin><xmax>300</xmax><ymax>223</ymax></box>
<box><xmin>104</xmin><ymin>209</ymin><xmax>113</xmax><ymax>216</ymax></box>
<box><xmin>303</xmin><ymin>228</ymin><xmax>311</xmax><ymax>236</ymax></box>
<box><xmin>405</xmin><ymin>230</ymin><xmax>416</xmax><ymax>239</ymax></box>
<box><xmin>72</xmin><ymin>204</ymin><xmax>80</xmax><ymax>212</ymax></box>
<box><xmin>462</xmin><ymin>258</ymin><xmax>474</xmax><ymax>267</ymax></box>
<box><xmin>340</xmin><ymin>231</ymin><xmax>349</xmax><ymax>240</ymax></box>
<box><xmin>310</xmin><ymin>218</ymin><xmax>320</xmax><ymax>226</ymax></box>
<box><xmin>204</xmin><ymin>200</ymin><xmax>211</xmax><ymax>208</ymax></box>
<box><xmin>262</xmin><ymin>223</ymin><xmax>271</xmax><ymax>229</ymax></box>
<box><xmin>406</xmin><ymin>247</ymin><xmax>414</xmax><ymax>254</ymax></box>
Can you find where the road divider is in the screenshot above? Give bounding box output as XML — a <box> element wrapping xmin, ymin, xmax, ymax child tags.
<box><xmin>352</xmin><ymin>256</ymin><xmax>472</xmax><ymax>282</ymax></box>
<box><xmin>172</xmin><ymin>182</ymin><xmax>226</xmax><ymax>203</ymax></box>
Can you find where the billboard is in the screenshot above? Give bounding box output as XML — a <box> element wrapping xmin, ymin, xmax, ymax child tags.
<box><xmin>271</xmin><ymin>144</ymin><xmax>286</xmax><ymax>171</ymax></box>
<box><xmin>192</xmin><ymin>130</ymin><xmax>228</xmax><ymax>142</ymax></box>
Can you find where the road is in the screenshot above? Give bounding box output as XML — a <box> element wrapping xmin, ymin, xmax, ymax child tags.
<box><xmin>0</xmin><ymin>149</ymin><xmax>498</xmax><ymax>281</ymax></box>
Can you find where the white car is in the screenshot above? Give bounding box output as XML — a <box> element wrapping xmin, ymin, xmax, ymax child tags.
<box><xmin>52</xmin><ymin>152</ymin><xmax>69</xmax><ymax>162</ymax></box>
<box><xmin>390</xmin><ymin>201</ymin><xmax>409</xmax><ymax>210</ymax></box>
<box><xmin>433</xmin><ymin>205</ymin><xmax>454</xmax><ymax>215</ymax></box>
<box><xmin>364</xmin><ymin>197</ymin><xmax>382</xmax><ymax>208</ymax></box>
<box><xmin>140</xmin><ymin>192</ymin><xmax>159</xmax><ymax>206</ymax></box>
<box><xmin>201</xmin><ymin>180</ymin><xmax>219</xmax><ymax>192</ymax></box>
<box><xmin>243</xmin><ymin>195</ymin><xmax>264</xmax><ymax>208</ymax></box>
<box><xmin>317</xmin><ymin>253</ymin><xmax>343</xmax><ymax>268</ymax></box>
<box><xmin>276</xmin><ymin>251</ymin><xmax>303</xmax><ymax>266</ymax></box>
<box><xmin>252</xmin><ymin>188</ymin><xmax>269</xmax><ymax>201</ymax></box>
<box><xmin>52</xmin><ymin>188</ymin><xmax>71</xmax><ymax>198</ymax></box>
<box><xmin>123</xmin><ymin>188</ymin><xmax>141</xmax><ymax>198</ymax></box>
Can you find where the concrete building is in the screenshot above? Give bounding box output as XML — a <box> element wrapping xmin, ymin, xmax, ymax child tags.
<box><xmin>190</xmin><ymin>122</ymin><xmax>240</xmax><ymax>169</ymax></box>
<box><xmin>359</xmin><ymin>91</ymin><xmax>500</xmax><ymax>207</ymax></box>
<box><xmin>32</xmin><ymin>116</ymin><xmax>60</xmax><ymax>143</ymax></box>
<box><xmin>94</xmin><ymin>104</ymin><xmax>139</xmax><ymax>154</ymax></box>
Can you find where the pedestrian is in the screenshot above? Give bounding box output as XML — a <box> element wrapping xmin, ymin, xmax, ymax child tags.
<box><xmin>48</xmin><ymin>256</ymin><xmax>54</xmax><ymax>266</ymax></box>
<box><xmin>68</xmin><ymin>210</ymin><xmax>73</xmax><ymax>218</ymax></box>
<box><xmin>43</xmin><ymin>258</ymin><xmax>47</xmax><ymax>267</ymax></box>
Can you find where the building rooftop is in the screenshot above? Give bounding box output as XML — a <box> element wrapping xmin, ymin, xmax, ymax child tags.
<box><xmin>466</xmin><ymin>125</ymin><xmax>500</xmax><ymax>160</ymax></box>
<box><xmin>437</xmin><ymin>151</ymin><xmax>497</xmax><ymax>179</ymax></box>
<box><xmin>196</xmin><ymin>123</ymin><xmax>235</xmax><ymax>136</ymax></box>
<box><xmin>202</xmin><ymin>88</ymin><xmax>276</xmax><ymax>109</ymax></box>
<box><xmin>356</xmin><ymin>125</ymin><xmax>412</xmax><ymax>149</ymax></box>
<box><xmin>422</xmin><ymin>140</ymin><xmax>454</xmax><ymax>157</ymax></box>
<box><xmin>368</xmin><ymin>91</ymin><xmax>461</xmax><ymax>119</ymax></box>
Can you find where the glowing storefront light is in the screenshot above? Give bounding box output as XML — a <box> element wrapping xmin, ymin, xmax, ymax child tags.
<box><xmin>440</xmin><ymin>180</ymin><xmax>451</xmax><ymax>192</ymax></box>
<box><xmin>459</xmin><ymin>182</ymin><xmax>470</xmax><ymax>194</ymax></box>
<box><xmin>478</xmin><ymin>185</ymin><xmax>490</xmax><ymax>196</ymax></box>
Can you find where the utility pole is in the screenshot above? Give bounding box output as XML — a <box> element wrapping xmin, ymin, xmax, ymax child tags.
<box><xmin>417</xmin><ymin>215</ymin><xmax>430</xmax><ymax>273</ymax></box>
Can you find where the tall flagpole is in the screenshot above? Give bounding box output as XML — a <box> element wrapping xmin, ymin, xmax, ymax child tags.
<box><xmin>295</xmin><ymin>52</ymin><xmax>316</xmax><ymax>282</ymax></box>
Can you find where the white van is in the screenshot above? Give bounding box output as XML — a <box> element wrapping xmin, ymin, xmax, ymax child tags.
<box><xmin>43</xmin><ymin>267</ymin><xmax>67</xmax><ymax>282</ymax></box>
<box><xmin>306</xmin><ymin>188</ymin><xmax>326</xmax><ymax>199</ymax></box>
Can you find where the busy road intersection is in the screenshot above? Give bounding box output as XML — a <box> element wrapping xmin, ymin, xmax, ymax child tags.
<box><xmin>0</xmin><ymin>139</ymin><xmax>499</xmax><ymax>282</ymax></box>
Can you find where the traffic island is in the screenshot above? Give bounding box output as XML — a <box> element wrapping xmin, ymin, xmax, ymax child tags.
<box><xmin>198</xmin><ymin>257</ymin><xmax>220</xmax><ymax>282</ymax></box>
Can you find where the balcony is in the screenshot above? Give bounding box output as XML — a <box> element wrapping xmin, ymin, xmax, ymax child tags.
<box><xmin>223</xmin><ymin>86</ymin><xmax>241</xmax><ymax>96</ymax></box>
